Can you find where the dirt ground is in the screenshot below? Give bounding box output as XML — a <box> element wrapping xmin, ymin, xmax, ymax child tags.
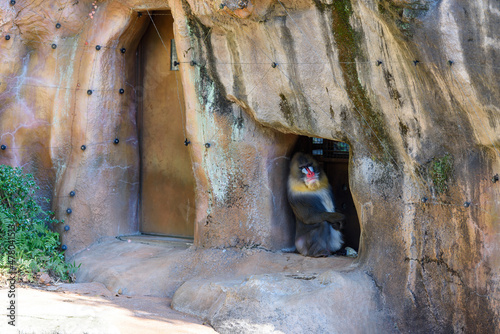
<box><xmin>0</xmin><ymin>283</ymin><xmax>217</xmax><ymax>334</ymax></box>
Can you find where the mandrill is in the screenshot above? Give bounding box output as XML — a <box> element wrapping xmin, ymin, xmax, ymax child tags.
<box><xmin>287</xmin><ymin>152</ymin><xmax>345</xmax><ymax>257</ymax></box>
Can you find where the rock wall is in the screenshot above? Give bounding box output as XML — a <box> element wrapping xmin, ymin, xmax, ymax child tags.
<box><xmin>1</xmin><ymin>0</ymin><xmax>499</xmax><ymax>331</ymax></box>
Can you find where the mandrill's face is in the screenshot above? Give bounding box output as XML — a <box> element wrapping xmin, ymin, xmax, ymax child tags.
<box><xmin>300</xmin><ymin>163</ymin><xmax>320</xmax><ymax>190</ymax></box>
<box><xmin>289</xmin><ymin>152</ymin><xmax>327</xmax><ymax>193</ymax></box>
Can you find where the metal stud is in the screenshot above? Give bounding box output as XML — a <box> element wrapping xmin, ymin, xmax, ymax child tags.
<box><xmin>10</xmin><ymin>0</ymin><xmax>15</xmax><ymax>5</ymax></box>
<box><xmin>271</xmin><ymin>62</ymin><xmax>277</xmax><ymax>68</ymax></box>
<box><xmin>184</xmin><ymin>139</ymin><xmax>191</xmax><ymax>146</ymax></box>
<box><xmin>119</xmin><ymin>88</ymin><xmax>124</xmax><ymax>94</ymax></box>
<box><xmin>376</xmin><ymin>60</ymin><xmax>383</xmax><ymax>66</ymax></box>
<box><xmin>114</xmin><ymin>138</ymin><xmax>119</xmax><ymax>144</ymax></box>
<box><xmin>61</xmin><ymin>245</ymin><xmax>67</xmax><ymax>250</ymax></box>
<box><xmin>120</xmin><ymin>48</ymin><xmax>126</xmax><ymax>54</ymax></box>
<box><xmin>69</xmin><ymin>191</ymin><xmax>75</xmax><ymax>197</ymax></box>
<box><xmin>205</xmin><ymin>143</ymin><xmax>211</xmax><ymax>148</ymax></box>
<box><xmin>421</xmin><ymin>197</ymin><xmax>428</xmax><ymax>203</ymax></box>
<box><xmin>5</xmin><ymin>35</ymin><xmax>10</xmax><ymax>40</ymax></box>
<box><xmin>87</xmin><ymin>90</ymin><xmax>92</xmax><ymax>95</ymax></box>
<box><xmin>463</xmin><ymin>202</ymin><xmax>470</xmax><ymax>208</ymax></box>
<box><xmin>51</xmin><ymin>43</ymin><xmax>57</xmax><ymax>49</ymax></box>
<box><xmin>56</xmin><ymin>23</ymin><xmax>61</xmax><ymax>29</ymax></box>
<box><xmin>64</xmin><ymin>225</ymin><xmax>70</xmax><ymax>231</ymax></box>
<box><xmin>1</xmin><ymin>145</ymin><xmax>6</xmax><ymax>150</ymax></box>
<box><xmin>66</xmin><ymin>208</ymin><xmax>72</xmax><ymax>214</ymax></box>
<box><xmin>96</xmin><ymin>45</ymin><xmax>101</xmax><ymax>50</ymax></box>
<box><xmin>81</xmin><ymin>145</ymin><xmax>86</xmax><ymax>151</ymax></box>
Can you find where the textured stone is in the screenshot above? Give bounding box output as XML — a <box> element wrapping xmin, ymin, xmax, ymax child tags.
<box><xmin>38</xmin><ymin>272</ymin><xmax>52</xmax><ymax>284</ymax></box>
<box><xmin>49</xmin><ymin>282</ymin><xmax>113</xmax><ymax>297</ymax></box>
<box><xmin>172</xmin><ymin>271</ymin><xmax>389</xmax><ymax>333</ymax></box>
<box><xmin>75</xmin><ymin>239</ymin><xmax>382</xmax><ymax>333</ymax></box>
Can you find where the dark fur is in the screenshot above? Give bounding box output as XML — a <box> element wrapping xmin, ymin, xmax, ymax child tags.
<box><xmin>287</xmin><ymin>153</ymin><xmax>344</xmax><ymax>257</ymax></box>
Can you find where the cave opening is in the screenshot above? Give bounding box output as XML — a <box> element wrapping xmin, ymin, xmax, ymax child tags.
<box><xmin>135</xmin><ymin>10</ymin><xmax>196</xmax><ymax>238</ymax></box>
<box><xmin>293</xmin><ymin>136</ymin><xmax>360</xmax><ymax>252</ymax></box>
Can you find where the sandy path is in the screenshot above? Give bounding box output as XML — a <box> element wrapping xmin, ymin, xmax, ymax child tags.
<box><xmin>0</xmin><ymin>285</ymin><xmax>217</xmax><ymax>334</ymax></box>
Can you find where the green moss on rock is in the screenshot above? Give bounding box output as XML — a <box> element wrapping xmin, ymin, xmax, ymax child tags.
<box><xmin>314</xmin><ymin>0</ymin><xmax>396</xmax><ymax>163</ymax></box>
<box><xmin>377</xmin><ymin>0</ymin><xmax>432</xmax><ymax>37</ymax></box>
<box><xmin>429</xmin><ymin>153</ymin><xmax>454</xmax><ymax>194</ymax></box>
<box><xmin>184</xmin><ymin>4</ymin><xmax>232</xmax><ymax>115</ymax></box>
<box><xmin>279</xmin><ymin>93</ymin><xmax>295</xmax><ymax>127</ymax></box>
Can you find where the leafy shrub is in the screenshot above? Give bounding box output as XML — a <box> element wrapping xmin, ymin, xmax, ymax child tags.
<box><xmin>0</xmin><ymin>165</ymin><xmax>79</xmax><ymax>282</ymax></box>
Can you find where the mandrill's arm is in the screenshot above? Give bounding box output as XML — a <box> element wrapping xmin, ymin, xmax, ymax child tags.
<box><xmin>289</xmin><ymin>195</ymin><xmax>345</xmax><ymax>228</ymax></box>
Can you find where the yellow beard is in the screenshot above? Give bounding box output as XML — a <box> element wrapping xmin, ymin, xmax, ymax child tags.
<box><xmin>289</xmin><ymin>175</ymin><xmax>328</xmax><ymax>193</ymax></box>
<box><xmin>306</xmin><ymin>179</ymin><xmax>321</xmax><ymax>190</ymax></box>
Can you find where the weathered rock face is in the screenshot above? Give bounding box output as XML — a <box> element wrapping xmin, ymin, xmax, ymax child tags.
<box><xmin>172</xmin><ymin>271</ymin><xmax>388</xmax><ymax>334</ymax></box>
<box><xmin>1</xmin><ymin>0</ymin><xmax>499</xmax><ymax>332</ymax></box>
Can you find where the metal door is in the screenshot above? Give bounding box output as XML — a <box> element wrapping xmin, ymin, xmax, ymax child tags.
<box><xmin>138</xmin><ymin>12</ymin><xmax>195</xmax><ymax>237</ymax></box>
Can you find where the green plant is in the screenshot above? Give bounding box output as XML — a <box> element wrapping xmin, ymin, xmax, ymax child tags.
<box><xmin>0</xmin><ymin>165</ymin><xmax>78</xmax><ymax>282</ymax></box>
<box><xmin>429</xmin><ymin>153</ymin><xmax>454</xmax><ymax>194</ymax></box>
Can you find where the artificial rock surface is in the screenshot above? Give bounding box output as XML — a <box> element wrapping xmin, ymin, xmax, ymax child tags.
<box><xmin>1</xmin><ymin>0</ymin><xmax>499</xmax><ymax>332</ymax></box>
<box><xmin>74</xmin><ymin>238</ymin><xmax>387</xmax><ymax>333</ymax></box>
<box><xmin>171</xmin><ymin>271</ymin><xmax>387</xmax><ymax>334</ymax></box>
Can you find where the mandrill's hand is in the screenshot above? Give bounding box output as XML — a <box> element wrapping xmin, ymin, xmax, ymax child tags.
<box><xmin>324</xmin><ymin>212</ymin><xmax>345</xmax><ymax>227</ymax></box>
<box><xmin>329</xmin><ymin>218</ymin><xmax>344</xmax><ymax>231</ymax></box>
<box><xmin>298</xmin><ymin>211</ymin><xmax>345</xmax><ymax>227</ymax></box>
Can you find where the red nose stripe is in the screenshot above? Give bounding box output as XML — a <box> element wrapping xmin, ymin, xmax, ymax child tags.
<box><xmin>306</xmin><ymin>167</ymin><xmax>315</xmax><ymax>179</ymax></box>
